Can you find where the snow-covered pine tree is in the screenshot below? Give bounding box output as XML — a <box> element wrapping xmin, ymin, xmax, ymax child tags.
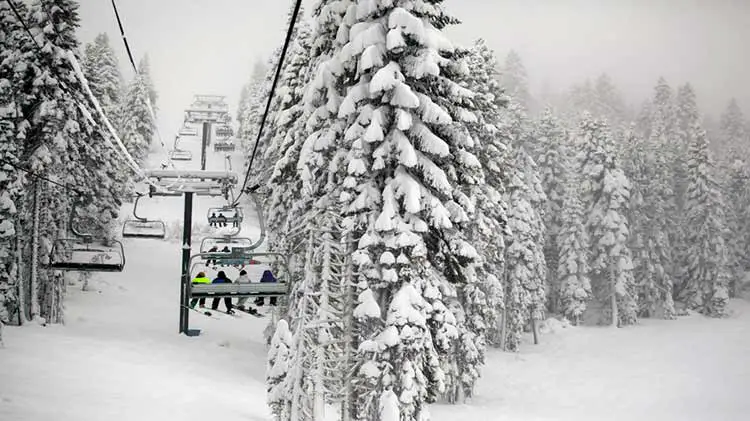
<box><xmin>120</xmin><ymin>56</ymin><xmax>155</xmax><ymax>164</ymax></box>
<box><xmin>724</xmin><ymin>159</ymin><xmax>750</xmax><ymax>297</ymax></box>
<box><xmin>0</xmin><ymin>0</ymin><xmax>32</xmax><ymax>325</ymax></box>
<box><xmin>532</xmin><ymin>107</ymin><xmax>568</xmax><ymax>313</ymax></box>
<box><xmin>267</xmin><ymin>319</ymin><xmax>294</xmax><ymax>420</ymax></box>
<box><xmin>263</xmin><ymin>19</ymin><xmax>314</xmax><ymax>251</ymax></box>
<box><xmin>502</xmin><ymin>147</ymin><xmax>547</xmax><ymax>350</ymax></box>
<box><xmin>136</xmin><ymin>55</ymin><xmax>157</xmax><ymax>112</ymax></box>
<box><xmin>13</xmin><ymin>0</ymin><xmax>128</xmax><ymax>323</ymax></box>
<box><xmin>559</xmin><ymin>79</ymin><xmax>595</xmax><ymax>124</ymax></box>
<box><xmin>556</xmin><ymin>178</ymin><xmax>591</xmax><ymax>325</ymax></box>
<box><xmin>446</xmin><ymin>37</ymin><xmax>510</xmax><ymax>398</ymax></box>
<box><xmin>82</xmin><ymin>33</ymin><xmax>123</xmax><ymax>128</ymax></box>
<box><xmin>681</xmin><ymin>124</ymin><xmax>731</xmax><ymax>316</ymax></box>
<box><xmin>674</xmin><ymin>84</ymin><xmax>700</xmax><ymax>211</ymax></box>
<box><xmin>627</xmin><ymin>129</ymin><xmax>676</xmax><ymax>319</ymax></box>
<box><xmin>316</xmin><ymin>2</ymin><xmax>488</xmax><ymax>419</ymax></box>
<box><xmin>236</xmin><ymin>59</ymin><xmax>267</xmax><ymax>144</ymax></box>
<box><xmin>593</xmin><ymin>73</ymin><xmax>627</xmax><ymax>126</ymax></box>
<box><xmin>245</xmin><ymin>47</ymin><xmax>282</xmax><ymax>182</ymax></box>
<box><xmin>500</xmin><ymin>50</ymin><xmax>531</xmax><ymax>111</ymax></box>
<box><xmin>576</xmin><ymin>114</ymin><xmax>637</xmax><ymax>326</ymax></box>
<box><xmin>268</xmin><ymin>2</ymin><xmax>354</xmax><ymax>420</ymax></box>
<box><xmin>720</xmin><ymin>99</ymin><xmax>748</xmax><ymax>162</ymax></box>
<box><xmin>647</xmin><ymin>77</ymin><xmax>676</xmax><ymax>140</ymax></box>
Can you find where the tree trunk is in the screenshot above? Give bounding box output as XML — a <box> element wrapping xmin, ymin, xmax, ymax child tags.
<box><xmin>499</xmin><ymin>304</ymin><xmax>508</xmax><ymax>351</ymax></box>
<box><xmin>341</xmin><ymin>241</ymin><xmax>355</xmax><ymax>421</ymax></box>
<box><xmin>15</xmin><ymin>227</ymin><xmax>26</xmax><ymax>325</ymax></box>
<box><xmin>29</xmin><ymin>181</ymin><xmax>41</xmax><ymax>321</ymax></box>
<box><xmin>531</xmin><ymin>310</ymin><xmax>539</xmax><ymax>345</ymax></box>
<box><xmin>610</xmin><ymin>264</ymin><xmax>618</xmax><ymax>328</ymax></box>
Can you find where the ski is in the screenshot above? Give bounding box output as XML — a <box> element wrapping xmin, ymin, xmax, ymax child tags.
<box><xmin>184</xmin><ymin>305</ymin><xmax>218</xmax><ymax>319</ymax></box>
<box><xmin>234</xmin><ymin>307</ymin><xmax>264</xmax><ymax>318</ymax></box>
<box><xmin>212</xmin><ymin>308</ymin><xmax>240</xmax><ymax>317</ymax></box>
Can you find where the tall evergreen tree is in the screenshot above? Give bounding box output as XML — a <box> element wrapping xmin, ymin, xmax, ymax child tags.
<box><xmin>120</xmin><ymin>57</ymin><xmax>156</xmax><ymax>163</ymax></box>
<box><xmin>556</xmin><ymin>180</ymin><xmax>591</xmax><ymax>325</ymax></box>
<box><xmin>502</xmin><ymin>148</ymin><xmax>546</xmax><ymax>350</ymax></box>
<box><xmin>593</xmin><ymin>73</ymin><xmax>626</xmax><ymax>125</ymax></box>
<box><xmin>301</xmin><ymin>2</ymin><xmax>488</xmax><ymax>419</ymax></box>
<box><xmin>674</xmin><ymin>84</ymin><xmax>700</xmax><ymax>210</ymax></box>
<box><xmin>0</xmin><ymin>0</ymin><xmax>33</xmax><ymax>325</ymax></box>
<box><xmin>82</xmin><ymin>33</ymin><xmax>123</xmax><ymax>125</ymax></box>
<box><xmin>681</xmin><ymin>124</ymin><xmax>730</xmax><ymax>317</ymax></box>
<box><xmin>627</xmin><ymin>131</ymin><xmax>676</xmax><ymax>319</ymax></box>
<box><xmin>462</xmin><ymin>39</ymin><xmax>509</xmax><ymax>351</ymax></box>
<box><xmin>531</xmin><ymin>107</ymin><xmax>568</xmax><ymax>313</ymax></box>
<box><xmin>720</xmin><ymin>98</ymin><xmax>747</xmax><ymax>161</ymax></box>
<box><xmin>577</xmin><ymin>114</ymin><xmax>637</xmax><ymax>326</ymax></box>
<box><xmin>500</xmin><ymin>50</ymin><xmax>531</xmax><ymax>110</ymax></box>
<box><xmin>724</xmin><ymin>159</ymin><xmax>750</xmax><ymax>297</ymax></box>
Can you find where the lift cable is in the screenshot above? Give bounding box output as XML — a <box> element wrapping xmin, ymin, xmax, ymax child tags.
<box><xmin>232</xmin><ymin>0</ymin><xmax>303</xmax><ymax>207</ymax></box>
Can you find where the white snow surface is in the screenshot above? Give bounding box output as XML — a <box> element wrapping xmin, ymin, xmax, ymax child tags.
<box><xmin>2</xmin><ymin>142</ymin><xmax>750</xmax><ymax>421</ymax></box>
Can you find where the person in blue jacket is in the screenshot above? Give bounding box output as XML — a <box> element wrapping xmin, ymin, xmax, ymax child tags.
<box><xmin>254</xmin><ymin>269</ymin><xmax>278</xmax><ymax>307</ymax></box>
<box><xmin>211</xmin><ymin>271</ymin><xmax>234</xmax><ymax>314</ymax></box>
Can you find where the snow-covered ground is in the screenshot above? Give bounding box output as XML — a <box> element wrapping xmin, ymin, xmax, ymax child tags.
<box><xmin>2</xmin><ymin>139</ymin><xmax>750</xmax><ymax>421</ymax></box>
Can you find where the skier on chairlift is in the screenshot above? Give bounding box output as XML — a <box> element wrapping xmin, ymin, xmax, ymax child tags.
<box><xmin>217</xmin><ymin>213</ymin><xmax>228</xmax><ymax>227</ymax></box>
<box><xmin>232</xmin><ymin>211</ymin><xmax>240</xmax><ymax>228</ymax></box>
<box><xmin>254</xmin><ymin>269</ymin><xmax>278</xmax><ymax>307</ymax></box>
<box><xmin>209</xmin><ymin>212</ymin><xmax>217</xmax><ymax>227</ymax></box>
<box><xmin>234</xmin><ymin>270</ymin><xmax>259</xmax><ymax>315</ymax></box>
<box><xmin>211</xmin><ymin>271</ymin><xmax>234</xmax><ymax>314</ymax></box>
<box><xmin>190</xmin><ymin>271</ymin><xmax>211</xmax><ymax>309</ymax></box>
<box><xmin>206</xmin><ymin>246</ymin><xmax>219</xmax><ymax>266</ymax></box>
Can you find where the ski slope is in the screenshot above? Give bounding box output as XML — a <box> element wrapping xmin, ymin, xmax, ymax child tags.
<box><xmin>2</xmin><ymin>135</ymin><xmax>750</xmax><ymax>421</ymax></box>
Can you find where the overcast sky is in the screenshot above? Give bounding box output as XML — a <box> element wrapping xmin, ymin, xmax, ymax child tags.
<box><xmin>76</xmin><ymin>0</ymin><xmax>750</xmax><ymax>136</ymax></box>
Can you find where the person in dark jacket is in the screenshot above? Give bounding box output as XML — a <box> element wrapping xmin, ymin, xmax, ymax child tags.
<box><xmin>217</xmin><ymin>214</ymin><xmax>227</xmax><ymax>227</ymax></box>
<box><xmin>211</xmin><ymin>271</ymin><xmax>234</xmax><ymax>314</ymax></box>
<box><xmin>255</xmin><ymin>270</ymin><xmax>278</xmax><ymax>307</ymax></box>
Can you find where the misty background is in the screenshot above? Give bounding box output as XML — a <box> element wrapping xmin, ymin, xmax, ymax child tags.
<box><xmin>75</xmin><ymin>0</ymin><xmax>750</xmax><ymax>138</ymax></box>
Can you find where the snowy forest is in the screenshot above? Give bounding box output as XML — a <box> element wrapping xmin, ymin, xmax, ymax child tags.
<box><xmin>1</xmin><ymin>1</ymin><xmax>749</xmax><ymax>421</ymax></box>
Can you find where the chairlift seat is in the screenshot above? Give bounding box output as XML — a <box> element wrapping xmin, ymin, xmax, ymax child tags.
<box><xmin>216</xmin><ymin>126</ymin><xmax>233</xmax><ymax>138</ymax></box>
<box><xmin>170</xmin><ymin>149</ymin><xmax>193</xmax><ymax>161</ymax></box>
<box><xmin>48</xmin><ymin>239</ymin><xmax>125</xmax><ymax>272</ymax></box>
<box><xmin>179</xmin><ymin>127</ymin><xmax>198</xmax><ymax>136</ymax></box>
<box><xmin>190</xmin><ymin>282</ymin><xmax>288</xmax><ymax>298</ymax></box>
<box><xmin>200</xmin><ymin>236</ymin><xmax>253</xmax><ymax>253</ymax></box>
<box><xmin>122</xmin><ymin>220</ymin><xmax>166</xmax><ymax>239</ymax></box>
<box><xmin>214</xmin><ymin>142</ymin><xmax>235</xmax><ymax>152</ymax></box>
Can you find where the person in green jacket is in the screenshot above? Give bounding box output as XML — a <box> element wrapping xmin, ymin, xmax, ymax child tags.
<box><xmin>190</xmin><ymin>271</ymin><xmax>211</xmax><ymax>308</ymax></box>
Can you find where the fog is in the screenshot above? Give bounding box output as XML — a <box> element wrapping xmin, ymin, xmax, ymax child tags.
<box><xmin>76</xmin><ymin>0</ymin><xmax>750</xmax><ymax>136</ymax></box>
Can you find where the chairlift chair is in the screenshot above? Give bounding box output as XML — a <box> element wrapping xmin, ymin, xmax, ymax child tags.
<box><xmin>122</xmin><ymin>193</ymin><xmax>167</xmax><ymax>239</ymax></box>
<box><xmin>179</xmin><ymin>126</ymin><xmax>198</xmax><ymax>136</ymax></box>
<box><xmin>207</xmin><ymin>206</ymin><xmax>243</xmax><ymax>227</ymax></box>
<box><xmin>188</xmin><ymin>251</ymin><xmax>290</xmax><ymax>299</ymax></box>
<box><xmin>215</xmin><ymin>125</ymin><xmax>233</xmax><ymax>138</ymax></box>
<box><xmin>213</xmin><ymin>140</ymin><xmax>235</xmax><ymax>152</ymax></box>
<box><xmin>169</xmin><ymin>149</ymin><xmax>193</xmax><ymax>161</ymax></box>
<box><xmin>48</xmin><ymin>202</ymin><xmax>126</xmax><ymax>272</ymax></box>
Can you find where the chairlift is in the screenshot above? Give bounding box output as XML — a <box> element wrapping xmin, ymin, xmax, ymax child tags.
<box><xmin>179</xmin><ymin>126</ymin><xmax>198</xmax><ymax>136</ymax></box>
<box><xmin>48</xmin><ymin>201</ymin><xmax>126</xmax><ymax>272</ymax></box>
<box><xmin>188</xmin><ymin>251</ymin><xmax>290</xmax><ymax>299</ymax></box>
<box><xmin>169</xmin><ymin>149</ymin><xmax>193</xmax><ymax>161</ymax></box>
<box><xmin>207</xmin><ymin>206</ymin><xmax>243</xmax><ymax>228</ymax></box>
<box><xmin>122</xmin><ymin>193</ymin><xmax>166</xmax><ymax>239</ymax></box>
<box><xmin>199</xmin><ymin>236</ymin><xmax>254</xmax><ymax>253</ymax></box>
<box><xmin>215</xmin><ymin>125</ymin><xmax>233</xmax><ymax>138</ymax></box>
<box><xmin>214</xmin><ymin>140</ymin><xmax>235</xmax><ymax>152</ymax></box>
